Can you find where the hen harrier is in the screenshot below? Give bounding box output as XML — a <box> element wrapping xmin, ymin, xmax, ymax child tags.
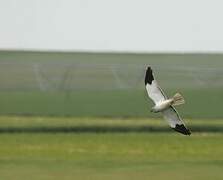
<box><xmin>145</xmin><ymin>67</ymin><xmax>191</xmax><ymax>135</ymax></box>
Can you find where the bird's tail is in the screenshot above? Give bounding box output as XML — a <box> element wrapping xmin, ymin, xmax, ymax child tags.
<box><xmin>171</xmin><ymin>93</ymin><xmax>185</xmax><ymax>106</ymax></box>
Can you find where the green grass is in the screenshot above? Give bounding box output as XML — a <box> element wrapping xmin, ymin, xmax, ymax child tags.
<box><xmin>0</xmin><ymin>116</ymin><xmax>223</xmax><ymax>133</ymax></box>
<box><xmin>0</xmin><ymin>51</ymin><xmax>223</xmax><ymax>118</ymax></box>
<box><xmin>0</xmin><ymin>116</ymin><xmax>223</xmax><ymax>180</ymax></box>
<box><xmin>0</xmin><ymin>132</ymin><xmax>223</xmax><ymax>180</ymax></box>
<box><xmin>0</xmin><ymin>88</ymin><xmax>222</xmax><ymax>118</ymax></box>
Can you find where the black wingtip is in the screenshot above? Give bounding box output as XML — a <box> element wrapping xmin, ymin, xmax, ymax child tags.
<box><xmin>172</xmin><ymin>124</ymin><xmax>191</xmax><ymax>136</ymax></box>
<box><xmin>145</xmin><ymin>66</ymin><xmax>154</xmax><ymax>85</ymax></box>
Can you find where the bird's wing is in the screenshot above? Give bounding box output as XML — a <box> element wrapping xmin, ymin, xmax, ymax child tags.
<box><xmin>145</xmin><ymin>67</ymin><xmax>167</xmax><ymax>105</ymax></box>
<box><xmin>162</xmin><ymin>106</ymin><xmax>191</xmax><ymax>135</ymax></box>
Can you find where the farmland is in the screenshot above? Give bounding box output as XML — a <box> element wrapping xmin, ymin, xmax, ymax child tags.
<box><xmin>0</xmin><ymin>51</ymin><xmax>222</xmax><ymax>118</ymax></box>
<box><xmin>0</xmin><ymin>51</ymin><xmax>223</xmax><ymax>179</ymax></box>
<box><xmin>0</xmin><ymin>117</ymin><xmax>222</xmax><ymax>180</ymax></box>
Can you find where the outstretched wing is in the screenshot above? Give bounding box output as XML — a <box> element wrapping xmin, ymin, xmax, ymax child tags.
<box><xmin>145</xmin><ymin>67</ymin><xmax>167</xmax><ymax>105</ymax></box>
<box><xmin>162</xmin><ymin>106</ymin><xmax>191</xmax><ymax>135</ymax></box>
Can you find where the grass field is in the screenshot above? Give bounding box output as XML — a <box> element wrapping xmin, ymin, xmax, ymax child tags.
<box><xmin>0</xmin><ymin>117</ymin><xmax>223</xmax><ymax>180</ymax></box>
<box><xmin>0</xmin><ymin>116</ymin><xmax>223</xmax><ymax>133</ymax></box>
<box><xmin>0</xmin><ymin>51</ymin><xmax>223</xmax><ymax>179</ymax></box>
<box><xmin>0</xmin><ymin>51</ymin><xmax>223</xmax><ymax>118</ymax></box>
<box><xmin>1</xmin><ymin>133</ymin><xmax>223</xmax><ymax>180</ymax></box>
<box><xmin>0</xmin><ymin>88</ymin><xmax>222</xmax><ymax>118</ymax></box>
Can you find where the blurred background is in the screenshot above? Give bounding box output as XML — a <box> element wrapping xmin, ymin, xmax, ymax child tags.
<box><xmin>0</xmin><ymin>1</ymin><xmax>223</xmax><ymax>180</ymax></box>
<box><xmin>0</xmin><ymin>51</ymin><xmax>222</xmax><ymax>119</ymax></box>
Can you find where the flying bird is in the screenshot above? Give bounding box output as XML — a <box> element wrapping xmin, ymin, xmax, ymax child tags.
<box><xmin>145</xmin><ymin>67</ymin><xmax>191</xmax><ymax>135</ymax></box>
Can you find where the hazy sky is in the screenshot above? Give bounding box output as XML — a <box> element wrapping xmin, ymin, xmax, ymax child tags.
<box><xmin>0</xmin><ymin>0</ymin><xmax>223</xmax><ymax>52</ymax></box>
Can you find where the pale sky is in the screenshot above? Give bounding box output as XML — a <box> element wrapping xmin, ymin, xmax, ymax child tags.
<box><xmin>0</xmin><ymin>0</ymin><xmax>223</xmax><ymax>52</ymax></box>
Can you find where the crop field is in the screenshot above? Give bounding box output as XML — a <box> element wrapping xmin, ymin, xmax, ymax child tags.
<box><xmin>0</xmin><ymin>88</ymin><xmax>222</xmax><ymax>118</ymax></box>
<box><xmin>0</xmin><ymin>51</ymin><xmax>223</xmax><ymax>118</ymax></box>
<box><xmin>0</xmin><ymin>117</ymin><xmax>222</xmax><ymax>180</ymax></box>
<box><xmin>0</xmin><ymin>51</ymin><xmax>223</xmax><ymax>179</ymax></box>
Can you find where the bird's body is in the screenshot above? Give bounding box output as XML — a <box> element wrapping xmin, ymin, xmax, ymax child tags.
<box><xmin>151</xmin><ymin>99</ymin><xmax>173</xmax><ymax>113</ymax></box>
<box><xmin>145</xmin><ymin>66</ymin><xmax>191</xmax><ymax>135</ymax></box>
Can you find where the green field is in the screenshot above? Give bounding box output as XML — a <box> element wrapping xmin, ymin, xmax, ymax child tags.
<box><xmin>1</xmin><ymin>132</ymin><xmax>223</xmax><ymax>180</ymax></box>
<box><xmin>0</xmin><ymin>51</ymin><xmax>222</xmax><ymax>118</ymax></box>
<box><xmin>0</xmin><ymin>116</ymin><xmax>223</xmax><ymax>133</ymax></box>
<box><xmin>0</xmin><ymin>51</ymin><xmax>223</xmax><ymax>179</ymax></box>
<box><xmin>0</xmin><ymin>117</ymin><xmax>222</xmax><ymax>180</ymax></box>
<box><xmin>0</xmin><ymin>88</ymin><xmax>222</xmax><ymax>118</ymax></box>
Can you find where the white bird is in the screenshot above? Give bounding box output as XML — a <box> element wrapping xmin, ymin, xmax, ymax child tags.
<box><xmin>145</xmin><ymin>67</ymin><xmax>191</xmax><ymax>135</ymax></box>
